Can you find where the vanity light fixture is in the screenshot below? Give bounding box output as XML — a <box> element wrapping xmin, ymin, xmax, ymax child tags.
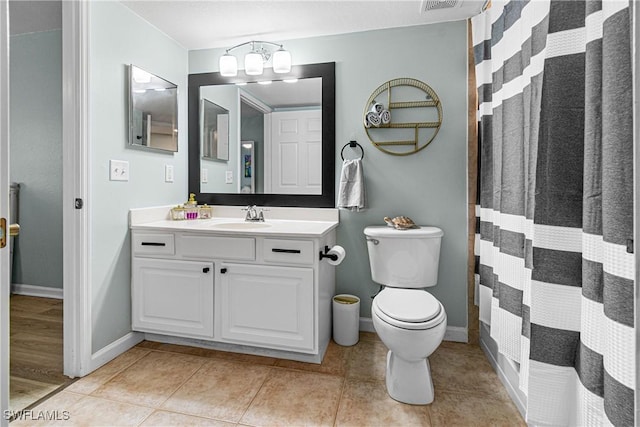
<box><xmin>219</xmin><ymin>40</ymin><xmax>292</xmax><ymax>77</ymax></box>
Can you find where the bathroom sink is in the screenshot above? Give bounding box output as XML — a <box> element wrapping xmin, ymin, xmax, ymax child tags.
<box><xmin>209</xmin><ymin>222</ymin><xmax>272</xmax><ymax>230</ymax></box>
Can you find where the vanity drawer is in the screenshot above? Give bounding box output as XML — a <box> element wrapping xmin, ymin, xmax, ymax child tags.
<box><xmin>263</xmin><ymin>239</ymin><xmax>314</xmax><ymax>265</ymax></box>
<box><xmin>133</xmin><ymin>233</ymin><xmax>175</xmax><ymax>256</ymax></box>
<box><xmin>178</xmin><ymin>234</ymin><xmax>255</xmax><ymax>261</ymax></box>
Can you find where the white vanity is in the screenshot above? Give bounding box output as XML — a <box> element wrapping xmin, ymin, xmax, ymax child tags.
<box><xmin>129</xmin><ymin>205</ymin><xmax>339</xmax><ymax>363</ymax></box>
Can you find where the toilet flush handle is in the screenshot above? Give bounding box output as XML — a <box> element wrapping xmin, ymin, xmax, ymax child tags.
<box><xmin>366</xmin><ymin>237</ymin><xmax>379</xmax><ymax>245</ymax></box>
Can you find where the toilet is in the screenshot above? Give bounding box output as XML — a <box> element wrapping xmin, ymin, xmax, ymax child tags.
<box><xmin>364</xmin><ymin>225</ymin><xmax>446</xmax><ymax>405</ymax></box>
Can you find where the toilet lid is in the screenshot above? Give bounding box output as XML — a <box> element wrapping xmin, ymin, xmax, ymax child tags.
<box><xmin>374</xmin><ymin>288</ymin><xmax>441</xmax><ymax>323</ymax></box>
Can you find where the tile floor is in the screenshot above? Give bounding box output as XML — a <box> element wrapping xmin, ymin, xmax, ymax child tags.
<box><xmin>13</xmin><ymin>333</ymin><xmax>525</xmax><ymax>426</ymax></box>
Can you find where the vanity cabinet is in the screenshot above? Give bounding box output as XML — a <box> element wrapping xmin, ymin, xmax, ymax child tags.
<box><xmin>132</xmin><ymin>258</ymin><xmax>214</xmax><ymax>338</ymax></box>
<box><xmin>218</xmin><ymin>263</ymin><xmax>314</xmax><ymax>352</ymax></box>
<box><xmin>130</xmin><ymin>218</ymin><xmax>337</xmax><ymax>363</ymax></box>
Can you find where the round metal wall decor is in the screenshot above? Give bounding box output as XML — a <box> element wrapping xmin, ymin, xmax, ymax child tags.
<box><xmin>363</xmin><ymin>78</ymin><xmax>443</xmax><ymax>156</ymax></box>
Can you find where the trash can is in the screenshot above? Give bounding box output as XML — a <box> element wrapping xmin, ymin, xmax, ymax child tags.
<box><xmin>332</xmin><ymin>294</ymin><xmax>360</xmax><ymax>346</ymax></box>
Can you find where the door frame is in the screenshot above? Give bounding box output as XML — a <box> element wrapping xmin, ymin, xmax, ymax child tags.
<box><xmin>1</xmin><ymin>0</ymin><xmax>10</xmax><ymax>424</ymax></box>
<box><xmin>62</xmin><ymin>0</ymin><xmax>91</xmax><ymax>378</ymax></box>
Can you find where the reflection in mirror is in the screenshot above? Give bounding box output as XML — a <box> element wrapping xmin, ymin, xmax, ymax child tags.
<box><xmin>240</xmin><ymin>141</ymin><xmax>255</xmax><ymax>193</ymax></box>
<box><xmin>200</xmin><ymin>99</ymin><xmax>229</xmax><ymax>161</ymax></box>
<box><xmin>199</xmin><ymin>79</ymin><xmax>322</xmax><ymax>195</ymax></box>
<box><xmin>129</xmin><ymin>65</ymin><xmax>178</xmax><ymax>152</ymax></box>
<box><xmin>188</xmin><ymin>62</ymin><xmax>335</xmax><ymax>208</ymax></box>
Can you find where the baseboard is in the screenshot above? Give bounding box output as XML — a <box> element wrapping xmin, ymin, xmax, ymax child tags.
<box><xmin>444</xmin><ymin>326</ymin><xmax>468</xmax><ymax>343</ymax></box>
<box><xmin>88</xmin><ymin>331</ymin><xmax>144</xmax><ymax>374</ymax></box>
<box><xmin>359</xmin><ymin>317</ymin><xmax>468</xmax><ymax>343</ymax></box>
<box><xmin>11</xmin><ymin>283</ymin><xmax>63</xmax><ymax>299</ymax></box>
<box><xmin>359</xmin><ymin>317</ymin><xmax>375</xmax><ymax>332</ymax></box>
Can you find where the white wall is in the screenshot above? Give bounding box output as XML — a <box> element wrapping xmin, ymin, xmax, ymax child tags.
<box><xmin>190</xmin><ymin>22</ymin><xmax>470</xmax><ymax>329</ymax></box>
<box><xmin>89</xmin><ymin>1</ymin><xmax>188</xmax><ymax>352</ymax></box>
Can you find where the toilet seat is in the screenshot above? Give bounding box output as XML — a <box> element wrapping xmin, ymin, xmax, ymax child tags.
<box><xmin>373</xmin><ymin>288</ymin><xmax>445</xmax><ymax>330</ymax></box>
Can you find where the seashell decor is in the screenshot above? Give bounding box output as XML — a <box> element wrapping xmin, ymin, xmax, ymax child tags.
<box><xmin>383</xmin><ymin>216</ymin><xmax>418</xmax><ymax>230</ymax></box>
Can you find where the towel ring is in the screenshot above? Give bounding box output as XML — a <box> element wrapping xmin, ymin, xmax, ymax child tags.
<box><xmin>341</xmin><ymin>141</ymin><xmax>364</xmax><ymax>160</ymax></box>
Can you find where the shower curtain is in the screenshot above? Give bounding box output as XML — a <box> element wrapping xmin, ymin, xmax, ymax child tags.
<box><xmin>472</xmin><ymin>1</ymin><xmax>634</xmax><ymax>425</ymax></box>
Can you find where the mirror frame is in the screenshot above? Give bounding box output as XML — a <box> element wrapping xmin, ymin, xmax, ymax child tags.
<box><xmin>128</xmin><ymin>64</ymin><xmax>179</xmax><ymax>153</ymax></box>
<box><xmin>189</xmin><ymin>62</ymin><xmax>335</xmax><ymax>207</ymax></box>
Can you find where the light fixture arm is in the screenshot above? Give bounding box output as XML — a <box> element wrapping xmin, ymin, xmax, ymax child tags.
<box><xmin>224</xmin><ymin>40</ymin><xmax>284</xmax><ymax>55</ymax></box>
<box><xmin>219</xmin><ymin>40</ymin><xmax>291</xmax><ymax>77</ymax></box>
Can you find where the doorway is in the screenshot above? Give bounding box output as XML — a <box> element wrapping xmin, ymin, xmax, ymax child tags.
<box><xmin>7</xmin><ymin>0</ymin><xmax>70</xmax><ymax>413</ymax></box>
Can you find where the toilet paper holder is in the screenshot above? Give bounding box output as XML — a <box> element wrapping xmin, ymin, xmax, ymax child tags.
<box><xmin>319</xmin><ymin>245</ymin><xmax>339</xmax><ymax>261</ymax></box>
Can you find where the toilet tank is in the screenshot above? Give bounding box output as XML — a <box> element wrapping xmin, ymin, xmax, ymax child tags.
<box><xmin>364</xmin><ymin>226</ymin><xmax>443</xmax><ymax>288</ymax></box>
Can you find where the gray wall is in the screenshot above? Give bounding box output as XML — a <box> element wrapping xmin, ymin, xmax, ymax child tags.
<box><xmin>89</xmin><ymin>1</ymin><xmax>188</xmax><ymax>352</ymax></box>
<box><xmin>9</xmin><ymin>29</ymin><xmax>62</xmax><ymax>289</ymax></box>
<box><xmin>190</xmin><ymin>22</ymin><xmax>469</xmax><ymax>328</ymax></box>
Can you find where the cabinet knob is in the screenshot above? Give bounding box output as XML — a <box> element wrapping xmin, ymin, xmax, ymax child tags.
<box><xmin>203</xmin><ymin>267</ymin><xmax>210</xmax><ymax>273</ymax></box>
<box><xmin>220</xmin><ymin>268</ymin><xmax>227</xmax><ymax>274</ymax></box>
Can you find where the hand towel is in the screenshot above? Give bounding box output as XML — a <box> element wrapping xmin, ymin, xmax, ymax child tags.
<box><xmin>337</xmin><ymin>158</ymin><xmax>366</xmax><ymax>211</ymax></box>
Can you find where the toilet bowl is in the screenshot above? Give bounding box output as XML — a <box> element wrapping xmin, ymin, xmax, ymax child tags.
<box><xmin>364</xmin><ymin>226</ymin><xmax>446</xmax><ymax>405</ymax></box>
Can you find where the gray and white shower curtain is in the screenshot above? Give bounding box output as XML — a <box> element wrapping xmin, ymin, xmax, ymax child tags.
<box><xmin>472</xmin><ymin>1</ymin><xmax>634</xmax><ymax>425</ymax></box>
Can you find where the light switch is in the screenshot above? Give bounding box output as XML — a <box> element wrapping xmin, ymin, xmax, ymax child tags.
<box><xmin>165</xmin><ymin>165</ymin><xmax>174</xmax><ymax>183</ymax></box>
<box><xmin>109</xmin><ymin>160</ymin><xmax>129</xmax><ymax>181</ymax></box>
<box><xmin>225</xmin><ymin>170</ymin><xmax>233</xmax><ymax>184</ymax></box>
<box><xmin>201</xmin><ymin>168</ymin><xmax>208</xmax><ymax>183</ymax></box>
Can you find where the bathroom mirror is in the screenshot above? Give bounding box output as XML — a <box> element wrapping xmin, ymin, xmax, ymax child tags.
<box><xmin>129</xmin><ymin>64</ymin><xmax>178</xmax><ymax>152</ymax></box>
<box><xmin>189</xmin><ymin>62</ymin><xmax>335</xmax><ymax>207</ymax></box>
<box><xmin>200</xmin><ymin>99</ymin><xmax>229</xmax><ymax>161</ymax></box>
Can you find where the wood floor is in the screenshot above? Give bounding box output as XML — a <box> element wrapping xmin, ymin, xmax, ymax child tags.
<box><xmin>9</xmin><ymin>294</ymin><xmax>72</xmax><ymax>412</ymax></box>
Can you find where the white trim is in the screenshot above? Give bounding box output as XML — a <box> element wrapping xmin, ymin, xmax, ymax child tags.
<box><xmin>88</xmin><ymin>332</ymin><xmax>144</xmax><ymax>373</ymax></box>
<box><xmin>444</xmin><ymin>326</ymin><xmax>468</xmax><ymax>343</ymax></box>
<box><xmin>359</xmin><ymin>316</ymin><xmax>375</xmax><ymax>333</ymax></box>
<box><xmin>62</xmin><ymin>0</ymin><xmax>91</xmax><ymax>378</ymax></box>
<box><xmin>359</xmin><ymin>317</ymin><xmax>468</xmax><ymax>343</ymax></box>
<box><xmin>633</xmin><ymin>0</ymin><xmax>640</xmax><ymax>421</ymax></box>
<box><xmin>0</xmin><ymin>1</ymin><xmax>10</xmax><ymax>424</ymax></box>
<box><xmin>11</xmin><ymin>284</ymin><xmax>63</xmax><ymax>299</ymax></box>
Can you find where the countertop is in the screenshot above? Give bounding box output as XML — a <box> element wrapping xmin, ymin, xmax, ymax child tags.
<box><xmin>131</xmin><ymin>217</ymin><xmax>339</xmax><ymax>238</ymax></box>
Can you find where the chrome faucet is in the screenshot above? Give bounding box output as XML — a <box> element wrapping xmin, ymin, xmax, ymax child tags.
<box><xmin>243</xmin><ymin>205</ymin><xmax>265</xmax><ymax>222</ymax></box>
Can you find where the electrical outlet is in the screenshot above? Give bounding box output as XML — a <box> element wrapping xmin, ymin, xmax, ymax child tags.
<box><xmin>165</xmin><ymin>165</ymin><xmax>174</xmax><ymax>183</ymax></box>
<box><xmin>201</xmin><ymin>168</ymin><xmax>208</xmax><ymax>183</ymax></box>
<box><xmin>225</xmin><ymin>170</ymin><xmax>233</xmax><ymax>184</ymax></box>
<box><xmin>109</xmin><ymin>160</ymin><xmax>129</xmax><ymax>181</ymax></box>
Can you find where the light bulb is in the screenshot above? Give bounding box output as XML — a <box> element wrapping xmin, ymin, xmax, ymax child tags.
<box><xmin>244</xmin><ymin>51</ymin><xmax>264</xmax><ymax>75</ymax></box>
<box><xmin>272</xmin><ymin>48</ymin><xmax>291</xmax><ymax>73</ymax></box>
<box><xmin>219</xmin><ymin>53</ymin><xmax>238</xmax><ymax>77</ymax></box>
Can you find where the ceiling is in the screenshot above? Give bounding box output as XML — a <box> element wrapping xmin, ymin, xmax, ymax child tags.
<box><xmin>120</xmin><ymin>0</ymin><xmax>487</xmax><ymax>51</ymax></box>
<box><xmin>8</xmin><ymin>1</ymin><xmax>486</xmax><ymax>48</ymax></box>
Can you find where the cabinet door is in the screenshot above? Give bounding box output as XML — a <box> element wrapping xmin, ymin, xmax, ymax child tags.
<box><xmin>218</xmin><ymin>263</ymin><xmax>314</xmax><ymax>352</ymax></box>
<box><xmin>133</xmin><ymin>258</ymin><xmax>214</xmax><ymax>338</ymax></box>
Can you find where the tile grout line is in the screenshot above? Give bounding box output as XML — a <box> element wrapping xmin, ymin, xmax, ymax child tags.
<box><xmin>235</xmin><ymin>365</ymin><xmax>276</xmax><ymax>426</ymax></box>
<box><xmin>332</xmin><ymin>375</ymin><xmax>348</xmax><ymax>427</ymax></box>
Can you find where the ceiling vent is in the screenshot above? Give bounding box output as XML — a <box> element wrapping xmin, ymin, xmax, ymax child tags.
<box><xmin>420</xmin><ymin>0</ymin><xmax>462</xmax><ymax>13</ymax></box>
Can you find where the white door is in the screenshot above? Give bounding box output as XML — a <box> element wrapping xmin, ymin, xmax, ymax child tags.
<box><xmin>269</xmin><ymin>110</ymin><xmax>322</xmax><ymax>195</ymax></box>
<box><xmin>0</xmin><ymin>1</ymin><xmax>10</xmax><ymax>425</ymax></box>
